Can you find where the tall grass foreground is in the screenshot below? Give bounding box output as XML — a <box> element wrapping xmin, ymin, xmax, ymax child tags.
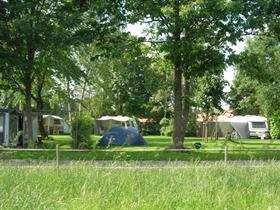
<box><xmin>0</xmin><ymin>162</ymin><xmax>280</xmax><ymax>209</ymax></box>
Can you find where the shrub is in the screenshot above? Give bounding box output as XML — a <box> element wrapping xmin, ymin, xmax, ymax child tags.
<box><xmin>270</xmin><ymin>116</ymin><xmax>280</xmax><ymax>139</ymax></box>
<box><xmin>71</xmin><ymin>113</ymin><xmax>93</xmax><ymax>149</ymax></box>
<box><xmin>160</xmin><ymin>118</ymin><xmax>173</xmax><ymax>136</ymax></box>
<box><xmin>185</xmin><ymin>112</ymin><xmax>197</xmax><ymax>137</ymax></box>
<box><xmin>138</xmin><ymin>120</ymin><xmax>161</xmax><ymax>135</ymax></box>
<box><xmin>193</xmin><ymin>142</ymin><xmax>202</xmax><ymax>149</ymax></box>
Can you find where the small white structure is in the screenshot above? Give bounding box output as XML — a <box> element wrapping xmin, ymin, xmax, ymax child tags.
<box><xmin>95</xmin><ymin>115</ymin><xmax>138</xmax><ymax>135</ymax></box>
<box><xmin>218</xmin><ymin>115</ymin><xmax>269</xmax><ymax>139</ymax></box>
<box><xmin>43</xmin><ymin>115</ymin><xmax>70</xmax><ymax>134</ymax></box>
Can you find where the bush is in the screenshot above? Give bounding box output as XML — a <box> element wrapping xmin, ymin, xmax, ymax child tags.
<box><xmin>71</xmin><ymin>113</ymin><xmax>93</xmax><ymax>149</ymax></box>
<box><xmin>185</xmin><ymin>112</ymin><xmax>197</xmax><ymax>137</ymax></box>
<box><xmin>138</xmin><ymin>120</ymin><xmax>161</xmax><ymax>135</ymax></box>
<box><xmin>160</xmin><ymin>118</ymin><xmax>173</xmax><ymax>136</ymax></box>
<box><xmin>270</xmin><ymin>116</ymin><xmax>280</xmax><ymax>139</ymax></box>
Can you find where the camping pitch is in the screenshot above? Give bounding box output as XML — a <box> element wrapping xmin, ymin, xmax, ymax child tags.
<box><xmin>98</xmin><ymin>127</ymin><xmax>147</xmax><ymax>146</ymax></box>
<box><xmin>94</xmin><ymin>115</ymin><xmax>138</xmax><ymax>135</ymax></box>
<box><xmin>218</xmin><ymin>115</ymin><xmax>269</xmax><ymax>139</ymax></box>
<box><xmin>43</xmin><ymin>115</ymin><xmax>70</xmax><ymax>134</ymax></box>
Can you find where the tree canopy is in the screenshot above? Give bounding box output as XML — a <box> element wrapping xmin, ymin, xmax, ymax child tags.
<box><xmin>0</xmin><ymin>0</ymin><xmax>279</xmax><ymax>146</ymax></box>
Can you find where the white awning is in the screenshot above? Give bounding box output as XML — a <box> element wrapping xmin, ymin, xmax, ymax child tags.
<box><xmin>97</xmin><ymin>115</ymin><xmax>133</xmax><ymax>122</ymax></box>
<box><xmin>43</xmin><ymin>115</ymin><xmax>63</xmax><ymax>120</ymax></box>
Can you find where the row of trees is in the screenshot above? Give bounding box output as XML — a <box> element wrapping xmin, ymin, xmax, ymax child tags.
<box><xmin>228</xmin><ymin>36</ymin><xmax>280</xmax><ymax>138</ymax></box>
<box><xmin>228</xmin><ymin>0</ymin><xmax>279</xmax><ymax>138</ymax></box>
<box><xmin>1</xmin><ymin>0</ymin><xmax>279</xmax><ymax>147</ymax></box>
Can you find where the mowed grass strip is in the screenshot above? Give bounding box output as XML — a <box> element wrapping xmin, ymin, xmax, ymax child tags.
<box><xmin>1</xmin><ymin>163</ymin><xmax>280</xmax><ymax>209</ymax></box>
<box><xmin>2</xmin><ymin>135</ymin><xmax>280</xmax><ymax>161</ymax></box>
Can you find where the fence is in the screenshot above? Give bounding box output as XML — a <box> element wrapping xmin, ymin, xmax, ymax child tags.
<box><xmin>2</xmin><ymin>145</ymin><xmax>280</xmax><ymax>167</ymax></box>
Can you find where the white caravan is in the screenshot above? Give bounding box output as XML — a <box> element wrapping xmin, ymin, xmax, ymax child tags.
<box><xmin>218</xmin><ymin>115</ymin><xmax>269</xmax><ymax>139</ymax></box>
<box><xmin>95</xmin><ymin>115</ymin><xmax>138</xmax><ymax>135</ymax></box>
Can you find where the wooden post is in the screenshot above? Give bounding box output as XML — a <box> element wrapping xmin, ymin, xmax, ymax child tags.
<box><xmin>224</xmin><ymin>145</ymin><xmax>228</xmax><ymax>162</ymax></box>
<box><xmin>56</xmin><ymin>144</ymin><xmax>60</xmax><ymax>167</ymax></box>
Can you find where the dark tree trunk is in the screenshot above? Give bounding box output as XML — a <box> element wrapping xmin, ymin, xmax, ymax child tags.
<box><xmin>24</xmin><ymin>6</ymin><xmax>36</xmax><ymax>148</ymax></box>
<box><xmin>67</xmin><ymin>79</ymin><xmax>72</xmax><ymax>122</ymax></box>
<box><xmin>36</xmin><ymin>97</ymin><xmax>48</xmax><ymax>139</ymax></box>
<box><xmin>24</xmin><ymin>78</ymin><xmax>34</xmax><ymax>147</ymax></box>
<box><xmin>33</xmin><ymin>69</ymin><xmax>48</xmax><ymax>139</ymax></box>
<box><xmin>171</xmin><ymin>0</ymin><xmax>184</xmax><ymax>148</ymax></box>
<box><xmin>182</xmin><ymin>73</ymin><xmax>191</xmax><ymax>137</ymax></box>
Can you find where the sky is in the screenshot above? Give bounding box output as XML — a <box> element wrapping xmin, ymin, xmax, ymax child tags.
<box><xmin>126</xmin><ymin>23</ymin><xmax>246</xmax><ymax>109</ymax></box>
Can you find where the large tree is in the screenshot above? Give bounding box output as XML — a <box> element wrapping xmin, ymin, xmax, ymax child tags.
<box><xmin>0</xmin><ymin>1</ymin><xmax>124</xmax><ymax>146</ymax></box>
<box><xmin>71</xmin><ymin>33</ymin><xmax>158</xmax><ymax>118</ymax></box>
<box><xmin>126</xmin><ymin>0</ymin><xmax>247</xmax><ymax>147</ymax></box>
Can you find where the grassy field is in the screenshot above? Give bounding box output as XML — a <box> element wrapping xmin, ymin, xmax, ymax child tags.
<box><xmin>45</xmin><ymin>135</ymin><xmax>280</xmax><ymax>150</ymax></box>
<box><xmin>2</xmin><ymin>135</ymin><xmax>280</xmax><ymax>161</ymax></box>
<box><xmin>1</xmin><ymin>162</ymin><xmax>280</xmax><ymax>209</ymax></box>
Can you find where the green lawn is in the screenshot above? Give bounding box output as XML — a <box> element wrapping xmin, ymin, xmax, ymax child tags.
<box><xmin>1</xmin><ymin>135</ymin><xmax>280</xmax><ymax>161</ymax></box>
<box><xmin>44</xmin><ymin>135</ymin><xmax>280</xmax><ymax>150</ymax></box>
<box><xmin>1</xmin><ymin>163</ymin><xmax>280</xmax><ymax>209</ymax></box>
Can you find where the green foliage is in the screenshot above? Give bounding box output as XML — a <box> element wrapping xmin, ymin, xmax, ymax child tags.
<box><xmin>185</xmin><ymin>112</ymin><xmax>198</xmax><ymax>137</ymax></box>
<box><xmin>138</xmin><ymin>121</ymin><xmax>161</xmax><ymax>136</ymax></box>
<box><xmin>230</xmin><ymin>36</ymin><xmax>280</xmax><ymax>124</ymax></box>
<box><xmin>159</xmin><ymin>113</ymin><xmax>197</xmax><ymax>137</ymax></box>
<box><xmin>71</xmin><ymin>35</ymin><xmax>159</xmax><ymax>118</ymax></box>
<box><xmin>126</xmin><ymin>0</ymin><xmax>248</xmax><ymax>145</ymax></box>
<box><xmin>270</xmin><ymin>116</ymin><xmax>280</xmax><ymax>139</ymax></box>
<box><xmin>71</xmin><ymin>113</ymin><xmax>93</xmax><ymax>149</ymax></box>
<box><xmin>227</xmin><ymin>72</ymin><xmax>260</xmax><ymax>115</ymax></box>
<box><xmin>160</xmin><ymin>118</ymin><xmax>173</xmax><ymax>136</ymax></box>
<box><xmin>9</xmin><ymin>131</ymin><xmax>23</xmax><ymax>148</ymax></box>
<box><xmin>0</xmin><ymin>1</ymin><xmax>125</xmax><ymax>143</ymax></box>
<box><xmin>195</xmin><ymin>73</ymin><xmax>226</xmax><ymax>115</ymax></box>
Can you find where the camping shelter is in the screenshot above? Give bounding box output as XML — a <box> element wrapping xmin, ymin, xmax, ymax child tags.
<box><xmin>0</xmin><ymin>109</ymin><xmax>23</xmax><ymax>147</ymax></box>
<box><xmin>95</xmin><ymin>116</ymin><xmax>138</xmax><ymax>135</ymax></box>
<box><xmin>43</xmin><ymin>115</ymin><xmax>70</xmax><ymax>134</ymax></box>
<box><xmin>196</xmin><ymin>113</ymin><xmax>269</xmax><ymax>139</ymax></box>
<box><xmin>98</xmin><ymin>127</ymin><xmax>147</xmax><ymax>146</ymax></box>
<box><xmin>218</xmin><ymin>115</ymin><xmax>269</xmax><ymax>139</ymax></box>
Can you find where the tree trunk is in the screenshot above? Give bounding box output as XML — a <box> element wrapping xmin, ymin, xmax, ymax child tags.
<box><xmin>24</xmin><ymin>79</ymin><xmax>34</xmax><ymax>148</ymax></box>
<box><xmin>171</xmin><ymin>0</ymin><xmax>184</xmax><ymax>148</ymax></box>
<box><xmin>67</xmin><ymin>79</ymin><xmax>72</xmax><ymax>122</ymax></box>
<box><xmin>36</xmin><ymin>98</ymin><xmax>48</xmax><ymax>139</ymax></box>
<box><xmin>34</xmin><ymin>70</ymin><xmax>48</xmax><ymax>139</ymax></box>
<box><xmin>182</xmin><ymin>73</ymin><xmax>192</xmax><ymax>138</ymax></box>
<box><xmin>24</xmin><ymin>7</ymin><xmax>36</xmax><ymax>148</ymax></box>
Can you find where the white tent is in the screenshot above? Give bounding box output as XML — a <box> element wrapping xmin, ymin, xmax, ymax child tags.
<box><xmin>43</xmin><ymin>115</ymin><xmax>70</xmax><ymax>134</ymax></box>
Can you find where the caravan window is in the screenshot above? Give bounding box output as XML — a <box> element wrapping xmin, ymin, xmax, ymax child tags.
<box><xmin>251</xmin><ymin>122</ymin><xmax>266</xmax><ymax>129</ymax></box>
<box><xmin>54</xmin><ymin>119</ymin><xmax>61</xmax><ymax>124</ymax></box>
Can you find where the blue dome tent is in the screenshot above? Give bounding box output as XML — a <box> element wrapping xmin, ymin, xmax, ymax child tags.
<box><xmin>98</xmin><ymin>127</ymin><xmax>147</xmax><ymax>146</ymax></box>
